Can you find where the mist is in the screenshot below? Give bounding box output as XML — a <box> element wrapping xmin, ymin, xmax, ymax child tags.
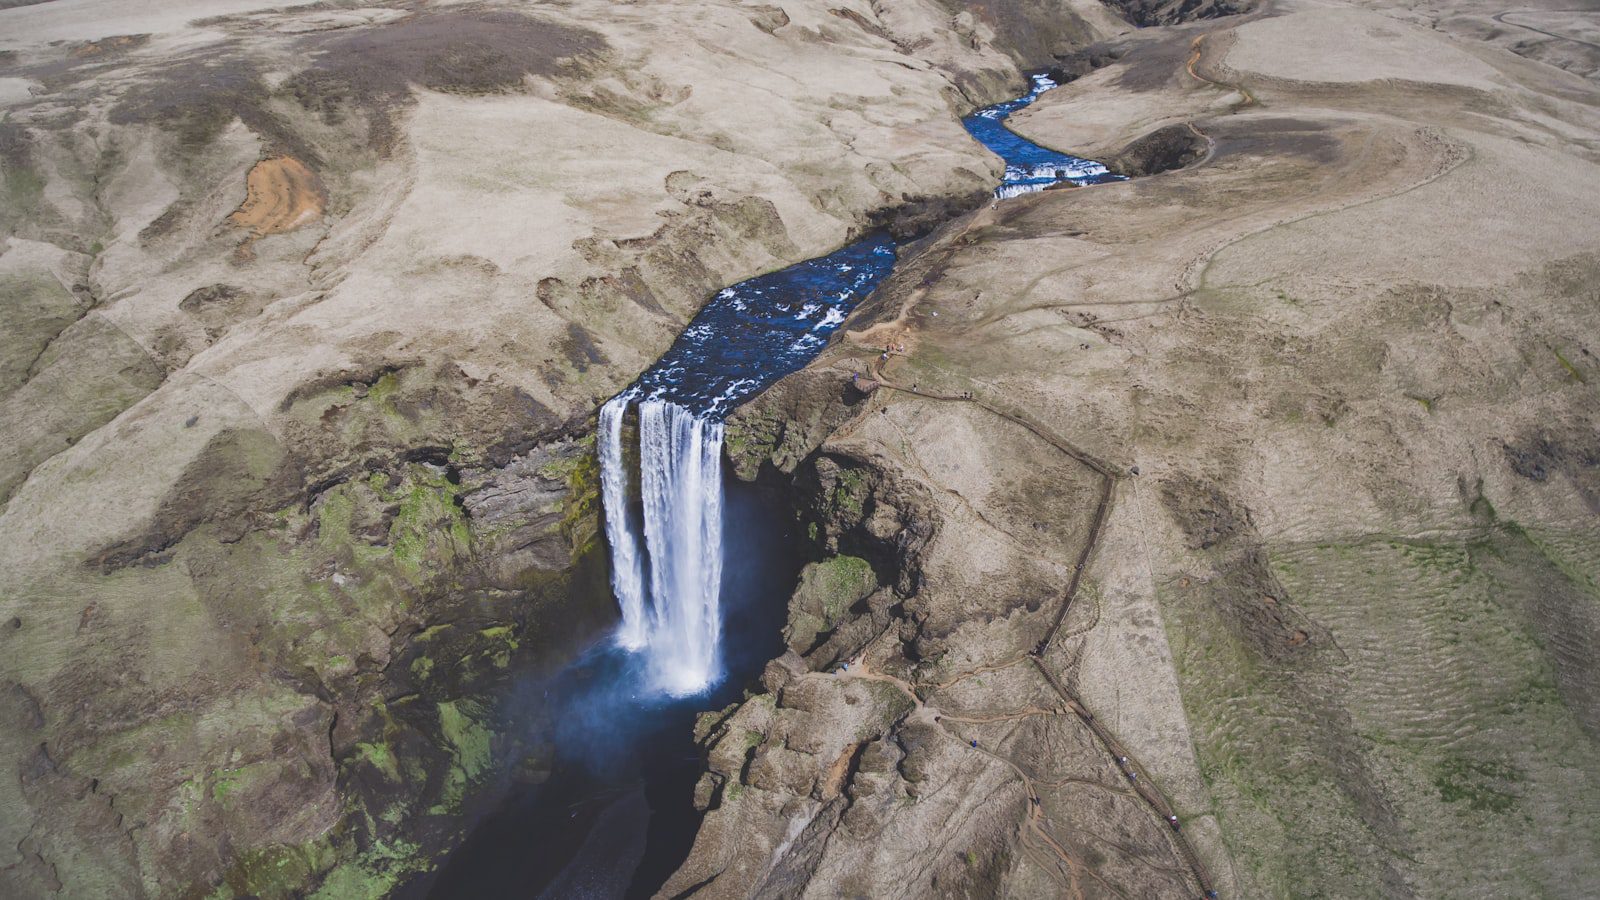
<box><xmin>422</xmin><ymin>467</ymin><xmax>802</xmax><ymax>899</ymax></box>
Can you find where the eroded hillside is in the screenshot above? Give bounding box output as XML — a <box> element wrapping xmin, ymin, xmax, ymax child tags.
<box><xmin>3</xmin><ymin>0</ymin><xmax>1598</xmax><ymax>896</ymax></box>
<box><xmin>697</xmin><ymin>0</ymin><xmax>1600</xmax><ymax>896</ymax></box>
<box><xmin>0</xmin><ymin>0</ymin><xmax>1133</xmax><ymax>895</ymax></box>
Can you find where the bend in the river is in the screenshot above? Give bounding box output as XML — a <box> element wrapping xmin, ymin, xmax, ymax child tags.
<box><xmin>597</xmin><ymin>72</ymin><xmax>1112</xmax><ymax>698</ymax></box>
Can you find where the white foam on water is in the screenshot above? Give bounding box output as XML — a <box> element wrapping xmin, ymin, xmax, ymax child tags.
<box><xmin>1007</xmin><ymin>158</ymin><xmax>1109</xmax><ymax>182</ymax></box>
<box><xmin>995</xmin><ymin>182</ymin><xmax>1049</xmax><ymax>200</ymax></box>
<box><xmin>817</xmin><ymin>307</ymin><xmax>847</xmax><ymax>328</ymax></box>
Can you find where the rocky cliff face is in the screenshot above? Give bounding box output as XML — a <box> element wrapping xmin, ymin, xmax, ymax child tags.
<box><xmin>667</xmin><ymin>2</ymin><xmax>1600</xmax><ymax>896</ymax></box>
<box><xmin>0</xmin><ymin>0</ymin><xmax>1137</xmax><ymax>896</ymax></box>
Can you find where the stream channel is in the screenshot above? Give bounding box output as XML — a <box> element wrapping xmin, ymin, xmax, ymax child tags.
<box><xmin>420</xmin><ymin>72</ymin><xmax>1118</xmax><ymax>899</ymax></box>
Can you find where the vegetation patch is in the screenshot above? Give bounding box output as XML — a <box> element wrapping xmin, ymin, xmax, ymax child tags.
<box><xmin>433</xmin><ymin>699</ymin><xmax>494</xmax><ymax>812</ymax></box>
<box><xmin>308</xmin><ymin>838</ymin><xmax>424</xmax><ymax>900</ymax></box>
<box><xmin>1433</xmin><ymin>754</ymin><xmax>1522</xmax><ymax>813</ymax></box>
<box><xmin>212</xmin><ymin>837</ymin><xmax>338</xmax><ymax>899</ymax></box>
<box><xmin>831</xmin><ymin>467</ymin><xmax>870</xmax><ymax>520</ymax></box>
<box><xmin>785</xmin><ymin>554</ymin><xmax>877</xmax><ymax>652</ymax></box>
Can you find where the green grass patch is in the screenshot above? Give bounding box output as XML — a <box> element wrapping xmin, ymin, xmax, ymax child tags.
<box><xmin>1552</xmin><ymin>347</ymin><xmax>1586</xmax><ymax>384</ymax></box>
<box><xmin>1434</xmin><ymin>754</ymin><xmax>1522</xmax><ymax>813</ymax></box>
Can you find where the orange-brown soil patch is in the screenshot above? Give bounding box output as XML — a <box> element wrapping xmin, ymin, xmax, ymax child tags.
<box><xmin>227</xmin><ymin>156</ymin><xmax>326</xmax><ymax>254</ymax></box>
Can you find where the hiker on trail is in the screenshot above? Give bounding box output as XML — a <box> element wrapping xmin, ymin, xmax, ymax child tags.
<box><xmin>1168</xmin><ymin>815</ymin><xmax>1180</xmax><ymax>829</ymax></box>
<box><xmin>970</xmin><ymin>739</ymin><xmax>978</xmax><ymax>749</ymax></box>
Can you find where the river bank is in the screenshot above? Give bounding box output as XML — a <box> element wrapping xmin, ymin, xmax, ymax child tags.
<box><xmin>664</xmin><ymin>3</ymin><xmax>1600</xmax><ymax>896</ymax></box>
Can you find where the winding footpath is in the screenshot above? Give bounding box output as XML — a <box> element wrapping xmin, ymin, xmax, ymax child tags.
<box><xmin>1491</xmin><ymin>9</ymin><xmax>1600</xmax><ymax>52</ymax></box>
<box><xmin>812</xmin><ymin>13</ymin><xmax>1486</xmax><ymax>899</ymax></box>
<box><xmin>842</xmin><ymin>362</ymin><xmax>1220</xmax><ymax>898</ymax></box>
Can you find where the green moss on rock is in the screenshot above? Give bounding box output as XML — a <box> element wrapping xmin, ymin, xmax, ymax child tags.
<box><xmin>833</xmin><ymin>469</ymin><xmax>868</xmax><ymax>519</ymax></box>
<box><xmin>433</xmin><ymin>699</ymin><xmax>494</xmax><ymax>812</ymax></box>
<box><xmin>309</xmin><ymin>838</ymin><xmax>424</xmax><ymax>900</ymax></box>
<box><xmin>784</xmin><ymin>555</ymin><xmax>877</xmax><ymax>651</ymax></box>
<box><xmin>210</xmin><ymin>836</ymin><xmax>339</xmax><ymax>900</ymax></box>
<box><xmin>387</xmin><ymin>467</ymin><xmax>471</xmax><ymax>576</ymax></box>
<box><xmin>354</xmin><ymin>742</ymin><xmax>401</xmax><ymax>783</ymax></box>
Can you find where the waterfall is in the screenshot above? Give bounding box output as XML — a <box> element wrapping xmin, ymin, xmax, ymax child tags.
<box><xmin>962</xmin><ymin>72</ymin><xmax>1122</xmax><ymax>198</ymax></box>
<box><xmin>588</xmin><ymin>64</ymin><xmax>1103</xmax><ymax>694</ymax></box>
<box><xmin>637</xmin><ymin>400</ymin><xmax>725</xmax><ymax>695</ymax></box>
<box><xmin>598</xmin><ymin>396</ymin><xmax>648</xmax><ymax>651</ymax></box>
<box><xmin>598</xmin><ymin>396</ymin><xmax>726</xmax><ymax>696</ymax></box>
<box><xmin>594</xmin><ymin>232</ymin><xmax>897</xmax><ymax>697</ymax></box>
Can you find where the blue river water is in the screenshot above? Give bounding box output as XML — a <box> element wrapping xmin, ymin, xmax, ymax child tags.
<box><xmin>621</xmin><ymin>232</ymin><xmax>898</xmax><ymax>419</ymax></box>
<box><xmin>621</xmin><ymin>72</ymin><xmax>1119</xmax><ymax>421</ymax></box>
<box><xmin>423</xmin><ymin>71</ymin><xmax>1117</xmax><ymax>900</ymax></box>
<box><xmin>963</xmin><ymin>73</ymin><xmax>1124</xmax><ymax>197</ymax></box>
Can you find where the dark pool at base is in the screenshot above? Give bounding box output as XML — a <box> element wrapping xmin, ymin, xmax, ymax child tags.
<box><xmin>418</xmin><ymin>475</ymin><xmax>801</xmax><ymax>899</ymax></box>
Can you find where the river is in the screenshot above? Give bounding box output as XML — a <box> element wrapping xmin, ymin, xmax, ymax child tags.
<box><xmin>419</xmin><ymin>70</ymin><xmax>1112</xmax><ymax>900</ymax></box>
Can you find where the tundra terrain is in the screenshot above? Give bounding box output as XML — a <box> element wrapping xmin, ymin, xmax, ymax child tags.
<box><xmin>695</xmin><ymin>0</ymin><xmax>1600</xmax><ymax>896</ymax></box>
<box><xmin>1</xmin><ymin>0</ymin><xmax>1597</xmax><ymax>897</ymax></box>
<box><xmin>0</xmin><ymin>0</ymin><xmax>1126</xmax><ymax>894</ymax></box>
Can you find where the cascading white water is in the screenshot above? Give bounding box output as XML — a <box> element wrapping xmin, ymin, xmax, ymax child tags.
<box><xmin>598</xmin><ymin>396</ymin><xmax>648</xmax><ymax>651</ymax></box>
<box><xmin>591</xmin><ymin>71</ymin><xmax>1109</xmax><ymax>697</ymax></box>
<box><xmin>637</xmin><ymin>400</ymin><xmax>725</xmax><ymax>695</ymax></box>
<box><xmin>598</xmin><ymin>396</ymin><xmax>726</xmax><ymax>696</ymax></box>
<box><xmin>593</xmin><ymin>234</ymin><xmax>895</xmax><ymax>699</ymax></box>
